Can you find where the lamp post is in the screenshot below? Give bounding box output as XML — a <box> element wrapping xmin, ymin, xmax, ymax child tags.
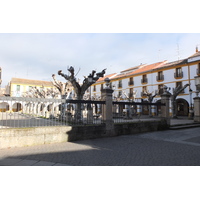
<box><xmin>195</xmin><ymin>76</ymin><xmax>200</xmax><ymax>94</ymax></box>
<box><xmin>193</xmin><ymin>76</ymin><xmax>200</xmax><ymax>122</ymax></box>
<box><xmin>87</xmin><ymin>74</ymin><xmax>93</xmax><ymax>123</ymax></box>
<box><xmin>88</xmin><ymin>74</ymin><xmax>93</xmax><ymax>100</ymax></box>
<box><xmin>188</xmin><ymin>88</ymin><xmax>194</xmax><ymax>119</ymax></box>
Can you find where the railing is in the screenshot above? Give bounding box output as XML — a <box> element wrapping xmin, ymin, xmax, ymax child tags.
<box><xmin>0</xmin><ymin>97</ymin><xmax>66</xmax><ymax>128</ymax></box>
<box><xmin>174</xmin><ymin>71</ymin><xmax>183</xmax><ymax>78</ymax></box>
<box><xmin>197</xmin><ymin>68</ymin><xmax>200</xmax><ymax>75</ymax></box>
<box><xmin>156</xmin><ymin>75</ymin><xmax>164</xmax><ymax>81</ymax></box>
<box><xmin>128</xmin><ymin>81</ymin><xmax>134</xmax><ymax>86</ymax></box>
<box><xmin>0</xmin><ymin>97</ymin><xmax>106</xmax><ymax>128</ymax></box>
<box><xmin>0</xmin><ymin>97</ymin><xmax>165</xmax><ymax>128</ymax></box>
<box><xmin>141</xmin><ymin>77</ymin><xmax>148</xmax><ymax>84</ymax></box>
<box><xmin>112</xmin><ymin>101</ymin><xmax>165</xmax><ymax>123</ymax></box>
<box><xmin>118</xmin><ymin>83</ymin><xmax>122</xmax><ymax>88</ymax></box>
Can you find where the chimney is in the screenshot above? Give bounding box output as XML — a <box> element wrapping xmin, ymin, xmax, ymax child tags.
<box><xmin>196</xmin><ymin>46</ymin><xmax>198</xmax><ymax>52</ymax></box>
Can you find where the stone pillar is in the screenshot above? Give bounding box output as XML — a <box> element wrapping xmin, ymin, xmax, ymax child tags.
<box><xmin>193</xmin><ymin>97</ymin><xmax>200</xmax><ymax>122</ymax></box>
<box><xmin>161</xmin><ymin>86</ymin><xmax>171</xmax><ymax>124</ymax></box>
<box><xmin>101</xmin><ymin>78</ymin><xmax>115</xmax><ymax>136</ymax></box>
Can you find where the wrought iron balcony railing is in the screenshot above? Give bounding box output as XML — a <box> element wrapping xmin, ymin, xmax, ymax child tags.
<box><xmin>128</xmin><ymin>81</ymin><xmax>134</xmax><ymax>86</ymax></box>
<box><xmin>197</xmin><ymin>68</ymin><xmax>200</xmax><ymax>75</ymax></box>
<box><xmin>118</xmin><ymin>83</ymin><xmax>122</xmax><ymax>88</ymax></box>
<box><xmin>141</xmin><ymin>77</ymin><xmax>148</xmax><ymax>84</ymax></box>
<box><xmin>156</xmin><ymin>75</ymin><xmax>164</xmax><ymax>81</ymax></box>
<box><xmin>174</xmin><ymin>71</ymin><xmax>183</xmax><ymax>78</ymax></box>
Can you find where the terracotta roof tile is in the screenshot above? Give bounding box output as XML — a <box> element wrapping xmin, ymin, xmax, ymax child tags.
<box><xmin>130</xmin><ymin>61</ymin><xmax>167</xmax><ymax>75</ymax></box>
<box><xmin>10</xmin><ymin>78</ymin><xmax>54</xmax><ymax>87</ymax></box>
<box><xmin>96</xmin><ymin>73</ymin><xmax>117</xmax><ymax>82</ymax></box>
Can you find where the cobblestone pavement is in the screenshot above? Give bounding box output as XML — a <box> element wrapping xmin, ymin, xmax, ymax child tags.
<box><xmin>1</xmin><ymin>126</ymin><xmax>200</xmax><ymax>166</ymax></box>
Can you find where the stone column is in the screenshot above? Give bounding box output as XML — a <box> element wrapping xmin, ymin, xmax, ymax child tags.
<box><xmin>101</xmin><ymin>78</ymin><xmax>115</xmax><ymax>136</ymax></box>
<box><xmin>161</xmin><ymin>86</ymin><xmax>171</xmax><ymax>124</ymax></box>
<box><xmin>193</xmin><ymin>96</ymin><xmax>200</xmax><ymax>122</ymax></box>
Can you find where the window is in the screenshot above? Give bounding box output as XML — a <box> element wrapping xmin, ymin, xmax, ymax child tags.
<box><xmin>93</xmin><ymin>85</ymin><xmax>96</xmax><ymax>92</ymax></box>
<box><xmin>118</xmin><ymin>80</ymin><xmax>122</xmax><ymax>88</ymax></box>
<box><xmin>176</xmin><ymin>81</ymin><xmax>184</xmax><ymax>93</ymax></box>
<box><xmin>118</xmin><ymin>90</ymin><xmax>122</xmax><ymax>98</ymax></box>
<box><xmin>174</xmin><ymin>67</ymin><xmax>183</xmax><ymax>78</ymax></box>
<box><xmin>141</xmin><ymin>74</ymin><xmax>148</xmax><ymax>84</ymax></box>
<box><xmin>141</xmin><ymin>86</ymin><xmax>147</xmax><ymax>96</ymax></box>
<box><xmin>158</xmin><ymin>84</ymin><xmax>164</xmax><ymax>95</ymax></box>
<box><xmin>142</xmin><ymin>86</ymin><xmax>147</xmax><ymax>93</ymax></box>
<box><xmin>157</xmin><ymin>71</ymin><xmax>164</xmax><ymax>81</ymax></box>
<box><xmin>197</xmin><ymin>63</ymin><xmax>200</xmax><ymax>75</ymax></box>
<box><xmin>129</xmin><ymin>77</ymin><xmax>134</xmax><ymax>86</ymax></box>
<box><xmin>29</xmin><ymin>86</ymin><xmax>32</xmax><ymax>91</ymax></box>
<box><xmin>101</xmin><ymin>84</ymin><xmax>104</xmax><ymax>90</ymax></box>
<box><xmin>176</xmin><ymin>81</ymin><xmax>182</xmax><ymax>88</ymax></box>
<box><xmin>16</xmin><ymin>85</ymin><xmax>20</xmax><ymax>91</ymax></box>
<box><xmin>129</xmin><ymin>88</ymin><xmax>133</xmax><ymax>98</ymax></box>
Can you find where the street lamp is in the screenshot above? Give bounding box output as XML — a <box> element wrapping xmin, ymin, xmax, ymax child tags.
<box><xmin>87</xmin><ymin>74</ymin><xmax>93</xmax><ymax>100</ymax></box>
<box><xmin>188</xmin><ymin>88</ymin><xmax>194</xmax><ymax>119</ymax></box>
<box><xmin>195</xmin><ymin>76</ymin><xmax>200</xmax><ymax>95</ymax></box>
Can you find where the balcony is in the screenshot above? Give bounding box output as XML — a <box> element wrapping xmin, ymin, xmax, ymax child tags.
<box><xmin>156</xmin><ymin>75</ymin><xmax>164</xmax><ymax>81</ymax></box>
<box><xmin>128</xmin><ymin>81</ymin><xmax>134</xmax><ymax>86</ymax></box>
<box><xmin>141</xmin><ymin>77</ymin><xmax>148</xmax><ymax>84</ymax></box>
<box><xmin>128</xmin><ymin>93</ymin><xmax>133</xmax><ymax>98</ymax></box>
<box><xmin>174</xmin><ymin>71</ymin><xmax>183</xmax><ymax>79</ymax></box>
<box><xmin>118</xmin><ymin>83</ymin><xmax>122</xmax><ymax>88</ymax></box>
<box><xmin>197</xmin><ymin>68</ymin><xmax>200</xmax><ymax>75</ymax></box>
<box><xmin>140</xmin><ymin>91</ymin><xmax>147</xmax><ymax>97</ymax></box>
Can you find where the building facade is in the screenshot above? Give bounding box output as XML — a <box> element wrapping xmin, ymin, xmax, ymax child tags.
<box><xmin>88</xmin><ymin>49</ymin><xmax>200</xmax><ymax>117</ymax></box>
<box><xmin>6</xmin><ymin>78</ymin><xmax>55</xmax><ymax>97</ymax></box>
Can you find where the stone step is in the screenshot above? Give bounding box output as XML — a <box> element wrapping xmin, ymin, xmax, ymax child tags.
<box><xmin>170</xmin><ymin>123</ymin><xmax>200</xmax><ymax>130</ymax></box>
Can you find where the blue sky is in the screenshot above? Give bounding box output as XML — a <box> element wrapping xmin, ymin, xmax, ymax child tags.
<box><xmin>0</xmin><ymin>1</ymin><xmax>200</xmax><ymax>88</ymax></box>
<box><xmin>1</xmin><ymin>33</ymin><xmax>200</xmax><ymax>87</ymax></box>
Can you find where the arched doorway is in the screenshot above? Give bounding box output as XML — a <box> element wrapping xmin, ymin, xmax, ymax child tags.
<box><xmin>176</xmin><ymin>98</ymin><xmax>189</xmax><ymax>116</ymax></box>
<box><xmin>0</xmin><ymin>102</ymin><xmax>9</xmax><ymax>112</ymax></box>
<box><xmin>12</xmin><ymin>103</ymin><xmax>22</xmax><ymax>112</ymax></box>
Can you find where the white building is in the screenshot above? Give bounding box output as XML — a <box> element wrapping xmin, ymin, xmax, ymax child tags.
<box><xmin>88</xmin><ymin>48</ymin><xmax>200</xmax><ymax>117</ymax></box>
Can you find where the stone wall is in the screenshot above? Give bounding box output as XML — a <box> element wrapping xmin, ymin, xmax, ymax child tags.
<box><xmin>0</xmin><ymin>119</ymin><xmax>169</xmax><ymax>149</ymax></box>
<box><xmin>0</xmin><ymin>126</ymin><xmax>71</xmax><ymax>149</ymax></box>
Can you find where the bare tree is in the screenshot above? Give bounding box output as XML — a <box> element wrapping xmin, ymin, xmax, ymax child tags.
<box><xmin>170</xmin><ymin>83</ymin><xmax>189</xmax><ymax>118</ymax></box>
<box><xmin>58</xmin><ymin>67</ymin><xmax>106</xmax><ymax>100</ymax></box>
<box><xmin>52</xmin><ymin>74</ymin><xmax>72</xmax><ymax>99</ymax></box>
<box><xmin>143</xmin><ymin>90</ymin><xmax>158</xmax><ymax>117</ymax></box>
<box><xmin>58</xmin><ymin>66</ymin><xmax>106</xmax><ymax>122</ymax></box>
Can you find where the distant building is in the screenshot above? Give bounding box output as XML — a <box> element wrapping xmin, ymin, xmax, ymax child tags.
<box><xmin>0</xmin><ymin>67</ymin><xmax>2</xmax><ymax>87</ymax></box>
<box><xmin>88</xmin><ymin>48</ymin><xmax>200</xmax><ymax>117</ymax></box>
<box><xmin>6</xmin><ymin>78</ymin><xmax>55</xmax><ymax>97</ymax></box>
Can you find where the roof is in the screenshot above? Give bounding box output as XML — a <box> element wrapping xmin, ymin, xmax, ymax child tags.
<box><xmin>154</xmin><ymin>59</ymin><xmax>188</xmax><ymax>70</ymax></box>
<box><xmin>120</xmin><ymin>64</ymin><xmax>146</xmax><ymax>73</ymax></box>
<box><xmin>188</xmin><ymin>51</ymin><xmax>200</xmax><ymax>59</ymax></box>
<box><xmin>10</xmin><ymin>78</ymin><xmax>54</xmax><ymax>87</ymax></box>
<box><xmin>129</xmin><ymin>61</ymin><xmax>167</xmax><ymax>75</ymax></box>
<box><xmin>96</xmin><ymin>73</ymin><xmax>117</xmax><ymax>83</ymax></box>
